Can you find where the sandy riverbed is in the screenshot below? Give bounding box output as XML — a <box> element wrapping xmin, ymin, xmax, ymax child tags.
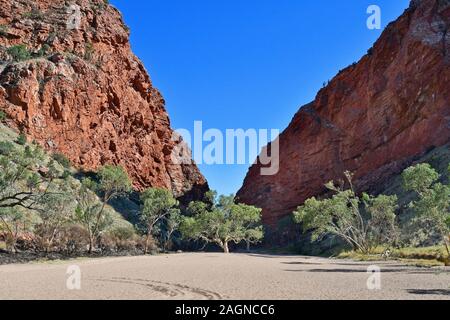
<box><xmin>0</xmin><ymin>253</ymin><xmax>448</xmax><ymax>300</ymax></box>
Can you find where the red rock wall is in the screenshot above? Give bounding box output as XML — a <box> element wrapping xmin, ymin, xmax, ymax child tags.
<box><xmin>237</xmin><ymin>0</ymin><xmax>450</xmax><ymax>226</ymax></box>
<box><xmin>0</xmin><ymin>0</ymin><xmax>207</xmax><ymax>198</ymax></box>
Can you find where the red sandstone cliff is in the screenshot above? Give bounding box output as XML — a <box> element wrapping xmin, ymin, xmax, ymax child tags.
<box><xmin>237</xmin><ymin>0</ymin><xmax>450</xmax><ymax>227</ymax></box>
<box><xmin>0</xmin><ymin>0</ymin><xmax>207</xmax><ymax>198</ymax></box>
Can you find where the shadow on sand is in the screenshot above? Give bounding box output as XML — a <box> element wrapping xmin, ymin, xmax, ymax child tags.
<box><xmin>284</xmin><ymin>268</ymin><xmax>443</xmax><ymax>275</ymax></box>
<box><xmin>407</xmin><ymin>289</ymin><xmax>450</xmax><ymax>296</ymax></box>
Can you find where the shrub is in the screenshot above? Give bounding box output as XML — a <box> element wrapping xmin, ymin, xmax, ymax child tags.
<box><xmin>84</xmin><ymin>42</ymin><xmax>95</xmax><ymax>61</ymax></box>
<box><xmin>75</xmin><ymin>167</ymin><xmax>131</xmax><ymax>254</ymax></box>
<box><xmin>62</xmin><ymin>170</ymin><xmax>71</xmax><ymax>179</ymax></box>
<box><xmin>16</xmin><ymin>133</ymin><xmax>27</xmax><ymax>145</ymax></box>
<box><xmin>37</xmin><ymin>44</ymin><xmax>51</xmax><ymax>57</ymax></box>
<box><xmin>34</xmin><ymin>189</ymin><xmax>76</xmax><ymax>253</ymax></box>
<box><xmin>110</xmin><ymin>226</ymin><xmax>136</xmax><ymax>241</ymax></box>
<box><xmin>91</xmin><ymin>1</ymin><xmax>109</xmax><ymax>13</ymax></box>
<box><xmin>7</xmin><ymin>45</ymin><xmax>31</xmax><ymax>62</ymax></box>
<box><xmin>136</xmin><ymin>235</ymin><xmax>158</xmax><ymax>254</ymax></box>
<box><xmin>293</xmin><ymin>171</ymin><xmax>399</xmax><ymax>254</ymax></box>
<box><xmin>57</xmin><ymin>224</ymin><xmax>90</xmax><ymax>255</ymax></box>
<box><xmin>52</xmin><ymin>152</ymin><xmax>71</xmax><ymax>169</ymax></box>
<box><xmin>0</xmin><ymin>110</ymin><xmax>6</xmax><ymax>121</ymax></box>
<box><xmin>140</xmin><ymin>188</ymin><xmax>179</xmax><ymax>254</ymax></box>
<box><xmin>98</xmin><ymin>233</ymin><xmax>117</xmax><ymax>254</ymax></box>
<box><xmin>0</xmin><ymin>25</ymin><xmax>8</xmax><ymax>37</ymax></box>
<box><xmin>402</xmin><ymin>163</ymin><xmax>450</xmax><ymax>265</ymax></box>
<box><xmin>100</xmin><ymin>230</ymin><xmax>140</xmax><ymax>253</ymax></box>
<box><xmin>0</xmin><ymin>141</ymin><xmax>15</xmax><ymax>155</ymax></box>
<box><xmin>22</xmin><ymin>9</ymin><xmax>44</xmax><ymax>21</ymax></box>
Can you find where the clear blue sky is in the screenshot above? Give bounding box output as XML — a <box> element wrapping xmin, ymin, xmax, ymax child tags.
<box><xmin>111</xmin><ymin>0</ymin><xmax>410</xmax><ymax>195</ymax></box>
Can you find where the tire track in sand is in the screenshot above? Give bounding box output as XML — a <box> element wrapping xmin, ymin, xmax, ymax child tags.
<box><xmin>92</xmin><ymin>277</ymin><xmax>224</xmax><ymax>300</ymax></box>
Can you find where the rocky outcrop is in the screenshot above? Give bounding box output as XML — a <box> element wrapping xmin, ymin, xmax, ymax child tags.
<box><xmin>0</xmin><ymin>0</ymin><xmax>207</xmax><ymax>197</ymax></box>
<box><xmin>237</xmin><ymin>0</ymin><xmax>450</xmax><ymax>227</ymax></box>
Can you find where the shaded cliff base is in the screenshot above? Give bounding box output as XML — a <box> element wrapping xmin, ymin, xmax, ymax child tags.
<box><xmin>264</xmin><ymin>144</ymin><xmax>450</xmax><ymax>257</ymax></box>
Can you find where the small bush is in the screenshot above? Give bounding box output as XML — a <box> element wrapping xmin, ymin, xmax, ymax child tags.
<box><xmin>62</xmin><ymin>170</ymin><xmax>71</xmax><ymax>179</ymax></box>
<box><xmin>110</xmin><ymin>226</ymin><xmax>136</xmax><ymax>241</ymax></box>
<box><xmin>98</xmin><ymin>234</ymin><xmax>117</xmax><ymax>253</ymax></box>
<box><xmin>7</xmin><ymin>45</ymin><xmax>31</xmax><ymax>62</ymax></box>
<box><xmin>0</xmin><ymin>141</ymin><xmax>15</xmax><ymax>155</ymax></box>
<box><xmin>84</xmin><ymin>42</ymin><xmax>95</xmax><ymax>61</ymax></box>
<box><xmin>16</xmin><ymin>133</ymin><xmax>27</xmax><ymax>145</ymax></box>
<box><xmin>37</xmin><ymin>44</ymin><xmax>51</xmax><ymax>57</ymax></box>
<box><xmin>52</xmin><ymin>153</ymin><xmax>71</xmax><ymax>169</ymax></box>
<box><xmin>22</xmin><ymin>9</ymin><xmax>44</xmax><ymax>21</ymax></box>
<box><xmin>99</xmin><ymin>227</ymin><xmax>139</xmax><ymax>253</ymax></box>
<box><xmin>57</xmin><ymin>224</ymin><xmax>90</xmax><ymax>255</ymax></box>
<box><xmin>136</xmin><ymin>235</ymin><xmax>158</xmax><ymax>254</ymax></box>
<box><xmin>91</xmin><ymin>1</ymin><xmax>109</xmax><ymax>13</ymax></box>
<box><xmin>0</xmin><ymin>110</ymin><xmax>6</xmax><ymax>121</ymax></box>
<box><xmin>0</xmin><ymin>25</ymin><xmax>8</xmax><ymax>37</ymax></box>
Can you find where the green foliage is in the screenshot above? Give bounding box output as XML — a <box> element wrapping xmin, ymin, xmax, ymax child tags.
<box><xmin>162</xmin><ymin>209</ymin><xmax>183</xmax><ymax>250</ymax></box>
<box><xmin>0</xmin><ymin>141</ymin><xmax>14</xmax><ymax>155</ymax></box>
<box><xmin>141</xmin><ymin>188</ymin><xmax>178</xmax><ymax>222</ymax></box>
<box><xmin>338</xmin><ymin>246</ymin><xmax>447</xmax><ymax>267</ymax></box>
<box><xmin>0</xmin><ymin>207</ymin><xmax>34</xmax><ymax>252</ymax></box>
<box><xmin>22</xmin><ymin>9</ymin><xmax>44</xmax><ymax>21</ymax></box>
<box><xmin>73</xmin><ymin>165</ymin><xmax>131</xmax><ymax>253</ymax></box>
<box><xmin>92</xmin><ymin>0</ymin><xmax>110</xmax><ymax>12</ymax></box>
<box><xmin>109</xmin><ymin>225</ymin><xmax>135</xmax><ymax>241</ymax></box>
<box><xmin>180</xmin><ymin>193</ymin><xmax>264</xmax><ymax>253</ymax></box>
<box><xmin>84</xmin><ymin>42</ymin><xmax>95</xmax><ymax>61</ymax></box>
<box><xmin>34</xmin><ymin>182</ymin><xmax>76</xmax><ymax>252</ymax></box>
<box><xmin>0</xmin><ymin>25</ymin><xmax>8</xmax><ymax>37</ymax></box>
<box><xmin>293</xmin><ymin>171</ymin><xmax>399</xmax><ymax>254</ymax></box>
<box><xmin>363</xmin><ymin>193</ymin><xmax>399</xmax><ymax>246</ymax></box>
<box><xmin>403</xmin><ymin>163</ymin><xmax>440</xmax><ymax>195</ymax></box>
<box><xmin>37</xmin><ymin>44</ymin><xmax>51</xmax><ymax>57</ymax></box>
<box><xmin>0</xmin><ymin>143</ymin><xmax>53</xmax><ymax>252</ymax></box>
<box><xmin>0</xmin><ymin>110</ymin><xmax>6</xmax><ymax>121</ymax></box>
<box><xmin>0</xmin><ymin>136</ymin><xmax>138</xmax><ymax>255</ymax></box>
<box><xmin>16</xmin><ymin>133</ymin><xmax>27</xmax><ymax>145</ymax></box>
<box><xmin>7</xmin><ymin>45</ymin><xmax>31</xmax><ymax>62</ymax></box>
<box><xmin>0</xmin><ymin>144</ymin><xmax>46</xmax><ymax>210</ymax></box>
<box><xmin>140</xmin><ymin>188</ymin><xmax>179</xmax><ymax>253</ymax></box>
<box><xmin>402</xmin><ymin>163</ymin><xmax>450</xmax><ymax>260</ymax></box>
<box><xmin>52</xmin><ymin>153</ymin><xmax>71</xmax><ymax>169</ymax></box>
<box><xmin>97</xmin><ymin>165</ymin><xmax>132</xmax><ymax>202</ymax></box>
<box><xmin>74</xmin><ymin>178</ymin><xmax>113</xmax><ymax>253</ymax></box>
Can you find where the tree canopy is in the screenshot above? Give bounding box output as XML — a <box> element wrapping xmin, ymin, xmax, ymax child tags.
<box><xmin>402</xmin><ymin>163</ymin><xmax>450</xmax><ymax>258</ymax></box>
<box><xmin>294</xmin><ymin>171</ymin><xmax>398</xmax><ymax>254</ymax></box>
<box><xmin>140</xmin><ymin>188</ymin><xmax>179</xmax><ymax>254</ymax></box>
<box><xmin>180</xmin><ymin>193</ymin><xmax>264</xmax><ymax>253</ymax></box>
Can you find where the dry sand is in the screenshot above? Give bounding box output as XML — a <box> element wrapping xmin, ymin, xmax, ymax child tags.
<box><xmin>0</xmin><ymin>253</ymin><xmax>449</xmax><ymax>300</ymax></box>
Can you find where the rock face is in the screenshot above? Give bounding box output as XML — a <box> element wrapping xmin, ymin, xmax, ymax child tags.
<box><xmin>0</xmin><ymin>0</ymin><xmax>207</xmax><ymax>198</ymax></box>
<box><xmin>237</xmin><ymin>0</ymin><xmax>450</xmax><ymax>227</ymax></box>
